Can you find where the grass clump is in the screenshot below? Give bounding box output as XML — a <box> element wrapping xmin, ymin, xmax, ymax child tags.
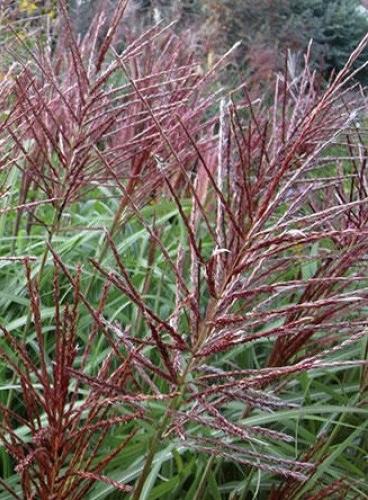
<box><xmin>0</xmin><ymin>1</ymin><xmax>368</xmax><ymax>498</ymax></box>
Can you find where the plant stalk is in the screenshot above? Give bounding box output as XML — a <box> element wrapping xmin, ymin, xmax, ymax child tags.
<box><xmin>131</xmin><ymin>301</ymin><xmax>218</xmax><ymax>499</ymax></box>
<box><xmin>131</xmin><ymin>359</ymin><xmax>194</xmax><ymax>500</ymax></box>
<box><xmin>6</xmin><ymin>206</ymin><xmax>62</xmax><ymax>408</ymax></box>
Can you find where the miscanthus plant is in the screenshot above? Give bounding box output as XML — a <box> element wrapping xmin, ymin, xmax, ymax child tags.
<box><xmin>0</xmin><ymin>2</ymin><xmax>368</xmax><ymax>499</ymax></box>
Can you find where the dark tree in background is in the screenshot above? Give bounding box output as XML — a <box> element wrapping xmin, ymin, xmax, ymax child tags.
<box><xmin>68</xmin><ymin>0</ymin><xmax>101</xmax><ymax>35</ymax></box>
<box><xmin>287</xmin><ymin>0</ymin><xmax>368</xmax><ymax>79</ymax></box>
<box><xmin>198</xmin><ymin>0</ymin><xmax>368</xmax><ymax>84</ymax></box>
